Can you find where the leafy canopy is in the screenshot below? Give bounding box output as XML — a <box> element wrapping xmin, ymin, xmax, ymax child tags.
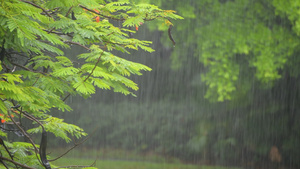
<box><xmin>0</xmin><ymin>0</ymin><xmax>182</xmax><ymax>168</ymax></box>
<box><xmin>157</xmin><ymin>0</ymin><xmax>300</xmax><ymax>102</ymax></box>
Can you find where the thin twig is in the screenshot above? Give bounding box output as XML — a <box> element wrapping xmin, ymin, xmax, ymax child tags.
<box><xmin>65</xmin><ymin>7</ymin><xmax>73</xmax><ymax>18</ymax></box>
<box><xmin>7</xmin><ymin>110</ymin><xmax>43</xmax><ymax>166</ymax></box>
<box><xmin>21</xmin><ymin>111</ymin><xmax>45</xmax><ymax>130</ymax></box>
<box><xmin>7</xmin><ymin>51</ymin><xmax>29</xmax><ymax>58</ymax></box>
<box><xmin>84</xmin><ymin>50</ymin><xmax>104</xmax><ymax>82</ymax></box>
<box><xmin>49</xmin><ymin>127</ymin><xmax>98</xmax><ymax>162</ymax></box>
<box><xmin>79</xmin><ymin>4</ymin><xmax>124</xmax><ymax>21</ymax></box>
<box><xmin>7</xmin><ymin>110</ymin><xmax>39</xmax><ymax>153</ymax></box>
<box><xmin>7</xmin><ymin>110</ymin><xmax>42</xmax><ymax>167</ymax></box>
<box><xmin>0</xmin><ymin>156</ymin><xmax>35</xmax><ymax>169</ymax></box>
<box><xmin>0</xmin><ymin>158</ymin><xmax>9</xmax><ymax>169</ymax></box>
<box><xmin>63</xmin><ymin>41</ymin><xmax>90</xmax><ymax>51</ymax></box>
<box><xmin>168</xmin><ymin>24</ymin><xmax>176</xmax><ymax>46</ymax></box>
<box><xmin>19</xmin><ymin>111</ymin><xmax>36</xmax><ymax>122</ymax></box>
<box><xmin>62</xmin><ymin>49</ymin><xmax>105</xmax><ymax>102</ymax></box>
<box><xmin>79</xmin><ymin>4</ymin><xmax>161</xmax><ymax>23</ymax></box>
<box><xmin>47</xmin><ymin>27</ymin><xmax>56</xmax><ymax>34</ymax></box>
<box><xmin>43</xmin><ymin>29</ymin><xmax>71</xmax><ymax>36</ymax></box>
<box><xmin>31</xmin><ymin>76</ymin><xmax>41</xmax><ymax>87</ymax></box>
<box><xmin>9</xmin><ymin>62</ymin><xmax>45</xmax><ymax>74</ymax></box>
<box><xmin>0</xmin><ymin>126</ymin><xmax>21</xmax><ymax>132</ymax></box>
<box><xmin>21</xmin><ymin>1</ymin><xmax>54</xmax><ymax>20</ymax></box>
<box><xmin>21</xmin><ymin>0</ymin><xmax>57</xmax><ymax>34</ymax></box>
<box><xmin>15</xmin><ymin>109</ymin><xmax>49</xmax><ymax>167</ymax></box>
<box><xmin>0</xmin><ymin>138</ymin><xmax>15</xmax><ymax>165</ymax></box>
<box><xmin>9</xmin><ymin>62</ymin><xmax>32</xmax><ymax>71</ymax></box>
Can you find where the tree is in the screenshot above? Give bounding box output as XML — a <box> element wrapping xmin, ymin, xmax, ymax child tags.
<box><xmin>0</xmin><ymin>0</ymin><xmax>182</xmax><ymax>168</ymax></box>
<box><xmin>196</xmin><ymin>0</ymin><xmax>300</xmax><ymax>102</ymax></box>
<box><xmin>142</xmin><ymin>0</ymin><xmax>300</xmax><ymax>101</ymax></box>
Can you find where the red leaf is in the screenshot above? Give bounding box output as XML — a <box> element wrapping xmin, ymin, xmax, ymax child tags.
<box><xmin>95</xmin><ymin>16</ymin><xmax>100</xmax><ymax>22</ymax></box>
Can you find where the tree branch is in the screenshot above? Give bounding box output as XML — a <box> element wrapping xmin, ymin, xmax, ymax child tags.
<box><xmin>84</xmin><ymin>50</ymin><xmax>104</xmax><ymax>83</ymax></box>
<box><xmin>79</xmin><ymin>4</ymin><xmax>124</xmax><ymax>21</ymax></box>
<box><xmin>21</xmin><ymin>1</ymin><xmax>54</xmax><ymax>20</ymax></box>
<box><xmin>62</xmin><ymin>49</ymin><xmax>105</xmax><ymax>102</ymax></box>
<box><xmin>7</xmin><ymin>110</ymin><xmax>39</xmax><ymax>154</ymax></box>
<box><xmin>9</xmin><ymin>61</ymin><xmax>46</xmax><ymax>75</ymax></box>
<box><xmin>63</xmin><ymin>41</ymin><xmax>90</xmax><ymax>51</ymax></box>
<box><xmin>7</xmin><ymin>110</ymin><xmax>43</xmax><ymax>167</ymax></box>
<box><xmin>49</xmin><ymin>127</ymin><xmax>97</xmax><ymax>162</ymax></box>
<box><xmin>22</xmin><ymin>111</ymin><xmax>45</xmax><ymax>130</ymax></box>
<box><xmin>0</xmin><ymin>156</ymin><xmax>36</xmax><ymax>169</ymax></box>
<box><xmin>65</xmin><ymin>7</ymin><xmax>73</xmax><ymax>18</ymax></box>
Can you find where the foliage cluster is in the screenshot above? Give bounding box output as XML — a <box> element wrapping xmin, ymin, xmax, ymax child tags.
<box><xmin>148</xmin><ymin>0</ymin><xmax>300</xmax><ymax>102</ymax></box>
<box><xmin>0</xmin><ymin>0</ymin><xmax>182</xmax><ymax>168</ymax></box>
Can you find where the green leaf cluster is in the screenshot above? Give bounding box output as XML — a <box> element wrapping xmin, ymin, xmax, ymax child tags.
<box><xmin>151</xmin><ymin>0</ymin><xmax>300</xmax><ymax>101</ymax></box>
<box><xmin>197</xmin><ymin>0</ymin><xmax>300</xmax><ymax>101</ymax></box>
<box><xmin>0</xmin><ymin>0</ymin><xmax>181</xmax><ymax>168</ymax></box>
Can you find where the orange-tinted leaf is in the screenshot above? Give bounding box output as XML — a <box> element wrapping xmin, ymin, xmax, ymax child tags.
<box><xmin>95</xmin><ymin>16</ymin><xmax>100</xmax><ymax>22</ymax></box>
<box><xmin>135</xmin><ymin>25</ymin><xmax>139</xmax><ymax>31</ymax></box>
